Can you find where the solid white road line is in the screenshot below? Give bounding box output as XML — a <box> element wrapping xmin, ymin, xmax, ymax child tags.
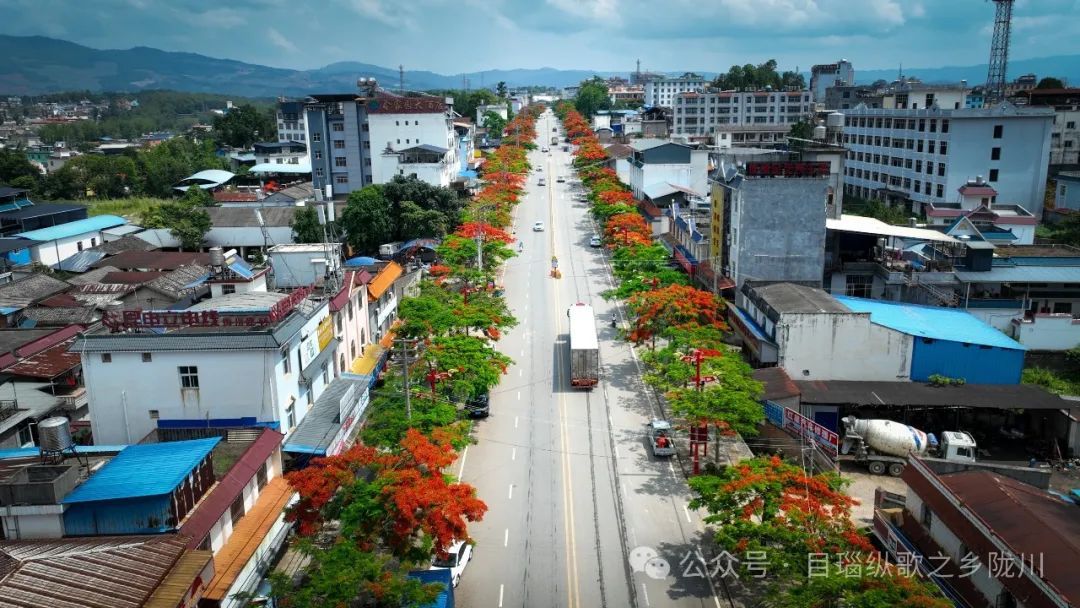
<box><xmin>511</xmin><ymin>447</ymin><xmax>516</xmax><ymax>461</ymax></box>
<box><xmin>457</xmin><ymin>445</ymin><xmax>469</xmax><ymax>480</ymax></box>
<box><xmin>514</xmin><ymin>416</ymin><xmax>519</xmax><ymax>429</ymax></box>
<box><xmin>517</xmin><ymin>391</ymin><xmax>521</xmax><ymax>400</ymax></box>
<box><xmin>642</xmin><ymin>583</ymin><xmax>651</xmax><ymax>606</ymax></box>
<box><xmin>504</xmin><ymin>528</ymin><xmax>509</xmax><ymax>547</ymax></box>
<box><xmin>519</xmin><ymin>369</ymin><xmax>523</xmax><ymax>377</ymax></box>
<box><xmin>508</xmin><ymin>484</ymin><xmax>514</xmax><ymax>500</ymax></box>
<box><xmin>683</xmin><ymin>504</ymin><xmax>693</xmax><ymax>524</ymax></box>
<box><xmin>669</xmin><ymin>461</ymin><xmax>676</xmax><ymax>476</ymax></box>
<box><xmin>614</xmin><ymin>445</ymin><xmax>620</xmax><ymax>460</ymax></box>
<box><xmin>498</xmin><ymin>584</ymin><xmax>505</xmax><ymax>608</ymax></box>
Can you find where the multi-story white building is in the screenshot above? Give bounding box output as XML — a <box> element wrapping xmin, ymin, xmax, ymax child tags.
<box><xmin>276</xmin><ymin>99</ymin><xmax>309</xmax><ymax>150</ymax></box>
<box><xmin>840</xmin><ymin>104</ymin><xmax>1055</xmax><ymax>217</ymax></box>
<box><xmin>810</xmin><ymin>60</ymin><xmax>854</xmax><ymax>102</ymax></box>
<box><xmin>306</xmin><ymin>90</ymin><xmax>459</xmax><ymax>195</ymax></box>
<box><xmin>672</xmin><ymin>90</ymin><xmax>813</xmax><ymax>137</ymax></box>
<box><xmin>1016</xmin><ymin>88</ymin><xmax>1080</xmax><ymax>166</ymax></box>
<box><xmin>643</xmin><ymin>73</ymin><xmax>706</xmax><ymax>108</ymax></box>
<box><xmin>626</xmin><ymin>139</ymin><xmax>709</xmax><ymax>202</ymax></box>
<box><xmin>75</xmin><ymin>289</ymin><xmax>334</xmax><ymax>445</ymax></box>
<box><xmin>880</xmin><ymin>84</ymin><xmax>968</xmax><ymax>111</ymax></box>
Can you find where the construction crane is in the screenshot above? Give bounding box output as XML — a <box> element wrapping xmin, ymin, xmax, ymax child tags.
<box><xmin>984</xmin><ymin>0</ymin><xmax>1014</xmax><ymax>106</ymax></box>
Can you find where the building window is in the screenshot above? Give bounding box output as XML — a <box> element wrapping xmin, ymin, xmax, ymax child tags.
<box><xmin>939</xmin><ymin>142</ymin><xmax>947</xmax><ymax>155</ymax></box>
<box><xmin>936</xmin><ymin>184</ymin><xmax>944</xmax><ymax>197</ymax></box>
<box><xmin>845</xmin><ymin>275</ymin><xmax>872</xmax><ymax>298</ymax></box>
<box><xmin>993</xmin><ymin>124</ymin><xmax>1003</xmax><ymax>139</ymax></box>
<box><xmin>332</xmin><ymin>123</ymin><xmax>344</xmax><ymax>132</ymax></box>
<box><xmin>220</xmin><ymin>284</ymin><xmax>236</xmax><ymax>295</ymax></box>
<box><xmin>286</xmin><ymin>401</ymin><xmax>296</xmax><ymax>429</ymax></box>
<box><xmin>257</xmin><ymin>462</ymin><xmax>268</xmax><ymax>489</ymax></box>
<box><xmin>989</xmin><ymin>169</ymin><xmax>999</xmax><ymax>182</ymax></box>
<box><xmin>941</xmin><ymin>119</ymin><xmax>949</xmax><ymax>133</ymax></box>
<box><xmin>921</xmin><ymin>503</ymin><xmax>933</xmax><ymax>527</ymax></box>
<box><xmin>335</xmin><ymin>175</ymin><xmax>348</xmax><ymax>184</ymax></box>
<box><xmin>335</xmin><ymin>157</ymin><xmax>347</xmax><ymax>167</ymax></box>
<box><xmin>996</xmin><ymin>591</ymin><xmax>1017</xmax><ymax>608</ymax></box>
<box><xmin>101</xmin><ymin>353</ymin><xmax>112</xmax><ymax>363</ymax></box>
<box><xmin>312</xmin><ymin>132</ymin><xmax>321</xmax><ymax>143</ymax></box>
<box><xmin>938</xmin><ymin>164</ymin><xmax>945</xmax><ymax>177</ymax></box>
<box><xmin>142</xmin><ymin>353</ymin><xmax>152</xmax><ymax>362</ymax></box>
<box><xmin>230</xmin><ymin>494</ymin><xmax>245</xmax><ymax>526</ymax></box>
<box><xmin>333</xmin><ymin>140</ymin><xmax>345</xmax><ymax>149</ymax></box>
<box><xmin>179</xmin><ymin>366</ymin><xmax>199</xmax><ymax>389</ymax></box>
<box><xmin>149</xmin><ymin>409</ymin><xmax>160</xmax><ymax>419</ymax></box>
<box><xmin>314</xmin><ymin>151</ymin><xmax>322</xmax><ymax>160</ymax></box>
<box><xmin>91</xmin><ymin>238</ymin><xmax>96</xmax><ymax>247</ymax></box>
<box><xmin>77</xmin><ymin>242</ymin><xmax>84</xmax><ymax>252</ymax></box>
<box><xmin>315</xmin><ymin>168</ymin><xmax>324</xmax><ymax>178</ymax></box>
<box><xmin>347</xmin><ymin>301</ymin><xmax>353</xmax><ymax>320</ymax></box>
<box><xmin>991</xmin><ymin>147</ymin><xmax>1001</xmax><ymax>160</ymax></box>
<box><xmin>282</xmin><ymin>347</ymin><xmax>291</xmax><ymax>374</ymax></box>
<box><xmin>322</xmin><ymin>364</ymin><xmax>330</xmax><ymax>385</ymax></box>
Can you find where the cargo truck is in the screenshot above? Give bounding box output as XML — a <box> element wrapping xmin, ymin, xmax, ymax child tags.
<box><xmin>567</xmin><ymin>303</ymin><xmax>599</xmax><ymax>388</ymax></box>
<box><xmin>840</xmin><ymin>416</ymin><xmax>977</xmax><ymax>476</ymax></box>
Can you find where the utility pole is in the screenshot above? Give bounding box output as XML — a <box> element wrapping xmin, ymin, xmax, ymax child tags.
<box><xmin>399</xmin><ymin>64</ymin><xmax>405</xmax><ymax>95</ymax></box>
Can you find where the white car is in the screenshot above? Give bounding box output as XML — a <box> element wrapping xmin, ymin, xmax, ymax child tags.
<box><xmin>589</xmin><ymin>235</ymin><xmax>602</xmax><ymax>247</ymax></box>
<box><xmin>533</xmin><ymin>221</ymin><xmax>545</xmax><ymax>232</ymax></box>
<box><xmin>430</xmin><ymin>540</ymin><xmax>473</xmax><ymax>587</ymax></box>
<box><xmin>541</xmin><ymin>147</ymin><xmax>549</xmax><ymax>152</ymax></box>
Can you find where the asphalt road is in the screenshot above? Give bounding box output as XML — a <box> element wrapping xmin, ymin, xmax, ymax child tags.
<box><xmin>456</xmin><ymin>109</ymin><xmax>726</xmax><ymax>608</ymax></box>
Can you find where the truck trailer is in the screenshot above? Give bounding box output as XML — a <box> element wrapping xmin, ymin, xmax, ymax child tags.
<box><xmin>567</xmin><ymin>303</ymin><xmax>599</xmax><ymax>389</ymax></box>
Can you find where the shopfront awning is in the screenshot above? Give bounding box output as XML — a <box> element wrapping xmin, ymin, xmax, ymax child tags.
<box><xmin>284</xmin><ymin>377</ymin><xmax>368</xmax><ymax>456</ymax></box>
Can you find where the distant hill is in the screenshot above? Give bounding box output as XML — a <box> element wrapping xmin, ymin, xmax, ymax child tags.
<box><xmin>0</xmin><ymin>35</ymin><xmax>1077</xmax><ymax>97</ymax></box>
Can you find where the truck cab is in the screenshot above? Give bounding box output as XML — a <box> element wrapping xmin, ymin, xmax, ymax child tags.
<box><xmin>939</xmin><ymin>431</ymin><xmax>977</xmax><ymax>462</ymax></box>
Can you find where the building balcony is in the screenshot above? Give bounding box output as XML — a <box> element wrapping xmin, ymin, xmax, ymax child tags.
<box><xmin>964</xmin><ymin>298</ymin><xmax>1024</xmax><ymax>310</ymax></box>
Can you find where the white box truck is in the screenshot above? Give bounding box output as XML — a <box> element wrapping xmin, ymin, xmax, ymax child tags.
<box><xmin>567</xmin><ymin>303</ymin><xmax>599</xmax><ymax>389</ymax></box>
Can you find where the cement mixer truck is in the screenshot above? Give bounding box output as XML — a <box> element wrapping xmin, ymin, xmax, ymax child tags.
<box><xmin>840</xmin><ymin>416</ymin><xmax>977</xmax><ymax>476</ymax></box>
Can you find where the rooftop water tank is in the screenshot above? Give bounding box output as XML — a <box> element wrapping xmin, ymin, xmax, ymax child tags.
<box><xmin>38</xmin><ymin>417</ymin><xmax>73</xmax><ymax>453</ymax></box>
<box><xmin>826</xmin><ymin>112</ymin><xmax>845</xmax><ymax>128</ymax></box>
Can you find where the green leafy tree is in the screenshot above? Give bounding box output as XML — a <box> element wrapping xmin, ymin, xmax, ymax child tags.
<box><xmin>399</xmin><ymin>200</ymin><xmax>448</xmax><ymax>240</ymax></box>
<box><xmin>496</xmin><ymin>81</ymin><xmax>508</xmax><ymax>98</ymax></box>
<box><xmin>575</xmin><ymin>78</ymin><xmax>611</xmax><ymax>118</ymax></box>
<box><xmin>145</xmin><ymin>190</ymin><xmax>212</xmax><ymax>250</ymax></box>
<box><xmin>788</xmin><ymin>119</ymin><xmax>813</xmax><ymax>142</ymax></box>
<box><xmin>382</xmin><ymin>175</ymin><xmax>464</xmax><ymax>227</ymax></box>
<box><xmin>712</xmin><ymin>60</ymin><xmax>803</xmax><ymax>91</ymax></box>
<box><xmin>0</xmin><ymin>149</ymin><xmax>41</xmax><ymax>185</ymax></box>
<box><xmin>425</xmin><ymin>334</ymin><xmax>511</xmax><ymax>401</ymax></box>
<box><xmin>341</xmin><ymin>185</ymin><xmax>392</xmax><ymax>254</ymax></box>
<box><xmin>482</xmin><ymin>111</ymin><xmax>507</xmax><ymax>137</ymax></box>
<box><xmin>666</xmin><ymin>354</ymin><xmax>765</xmax><ymax>438</ymax></box>
<box><xmin>291</xmin><ymin>206</ymin><xmax>323</xmax><ymax>244</ymax></box>
<box><xmin>212</xmin><ymin>104</ymin><xmax>275</xmax><ymax>148</ymax></box>
<box><xmin>1036</xmin><ymin>77</ymin><xmax>1066</xmax><ymax>89</ymax></box>
<box><xmin>137</xmin><ymin>136</ymin><xmax>225</xmax><ymax>198</ymax></box>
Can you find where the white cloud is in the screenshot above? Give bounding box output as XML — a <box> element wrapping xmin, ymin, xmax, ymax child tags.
<box><xmin>267</xmin><ymin>27</ymin><xmax>297</xmax><ymax>53</ymax></box>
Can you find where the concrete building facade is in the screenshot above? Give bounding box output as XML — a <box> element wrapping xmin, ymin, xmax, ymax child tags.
<box><xmin>626</xmin><ymin>139</ymin><xmax>709</xmax><ymax>202</ymax></box>
<box><xmin>841</xmin><ymin>104</ymin><xmax>1055</xmax><ymax>217</ymax></box>
<box><xmin>643</xmin><ymin>73</ymin><xmax>706</xmax><ymax>108</ymax></box>
<box><xmin>672</xmin><ymin>90</ymin><xmax>813</xmax><ymax>137</ymax></box>
<box><xmin>810</xmin><ymin>60</ymin><xmax>855</xmax><ymax>102</ymax></box>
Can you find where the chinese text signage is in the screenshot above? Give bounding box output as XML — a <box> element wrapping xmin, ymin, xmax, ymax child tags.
<box><xmin>745</xmin><ymin>162</ymin><xmax>831</xmax><ymax>178</ymax></box>
<box><xmin>103</xmin><ymin>286</ymin><xmax>313</xmax><ymax>331</ymax></box>
<box><xmin>783</xmin><ymin>407</ymin><xmax>839</xmax><ymax>456</ymax></box>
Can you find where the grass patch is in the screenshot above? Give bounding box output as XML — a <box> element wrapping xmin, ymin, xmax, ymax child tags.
<box><xmin>84</xmin><ymin>197</ymin><xmax>170</xmax><ymax>221</ymax></box>
<box><xmin>1022</xmin><ymin>366</ymin><xmax>1080</xmax><ymax>396</ymax></box>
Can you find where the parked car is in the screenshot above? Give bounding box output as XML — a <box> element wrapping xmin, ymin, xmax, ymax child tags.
<box><xmin>430</xmin><ymin>540</ymin><xmax>473</xmax><ymax>587</ymax></box>
<box><xmin>533</xmin><ymin>221</ymin><xmax>545</xmax><ymax>231</ymax></box>
<box><xmin>464</xmin><ymin>391</ymin><xmax>490</xmax><ymax>418</ymax></box>
<box><xmin>589</xmin><ymin>235</ymin><xmax>602</xmax><ymax>247</ymax></box>
<box><xmin>538</xmin><ymin>178</ymin><xmax>546</xmax><ymax>186</ymax></box>
<box><xmin>541</xmin><ymin>146</ymin><xmax>549</xmax><ymax>152</ymax></box>
<box><xmin>556</xmin><ymin>176</ymin><xmax>565</xmax><ymax>183</ymax></box>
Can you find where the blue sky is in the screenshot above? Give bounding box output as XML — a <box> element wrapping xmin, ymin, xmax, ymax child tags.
<box><xmin>2</xmin><ymin>0</ymin><xmax>1078</xmax><ymax>74</ymax></box>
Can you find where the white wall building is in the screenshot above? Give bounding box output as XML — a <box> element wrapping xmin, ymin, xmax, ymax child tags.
<box><xmin>644</xmin><ymin>73</ymin><xmax>706</xmax><ymax>108</ymax></box>
<box><xmin>329</xmin><ymin>270</ymin><xmax>372</xmax><ymax>376</ymax></box>
<box><xmin>367</xmin><ymin>102</ymin><xmax>457</xmax><ymax>186</ymax></box>
<box><xmin>672</xmin><ymin>90</ymin><xmax>813</xmax><ymax>137</ymax></box>
<box><xmin>276</xmin><ymin>99</ymin><xmax>310</xmax><ymax>150</ymax></box>
<box><xmin>475</xmin><ymin>103</ymin><xmax>508</xmax><ymax>128</ymax></box>
<box><xmin>732</xmin><ymin>282</ymin><xmax>912</xmax><ymax>380</ymax></box>
<box><xmin>626</xmin><ymin>139</ymin><xmax>709</xmax><ymax>201</ymax></box>
<box><xmin>841</xmin><ymin>103</ymin><xmax>1055</xmax><ymax>217</ymax></box>
<box><xmin>269</xmin><ymin>243</ymin><xmax>343</xmax><ymax>289</ymax></box>
<box><xmin>15</xmin><ymin>215</ymin><xmax>127</xmax><ymax>267</ymax></box>
<box><xmin>810</xmin><ymin>60</ymin><xmax>855</xmax><ymax>102</ymax></box>
<box><xmin>76</xmin><ymin>291</ymin><xmax>334</xmax><ymax>445</ymax></box>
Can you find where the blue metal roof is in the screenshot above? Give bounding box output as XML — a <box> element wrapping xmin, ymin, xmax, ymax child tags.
<box><xmin>344</xmin><ymin>256</ymin><xmax>378</xmax><ymax>267</ymax></box>
<box><xmin>61</xmin><ymin>437</ymin><xmax>221</xmax><ymax>503</ymax></box>
<box><xmin>229</xmin><ymin>258</ymin><xmax>255</xmax><ymax>279</ymax></box>
<box><xmin>835</xmin><ymin>296</ymin><xmax>1025</xmax><ymax>350</ymax></box>
<box><xmin>15</xmin><ymin>215</ymin><xmax>126</xmax><ymax>242</ymax></box>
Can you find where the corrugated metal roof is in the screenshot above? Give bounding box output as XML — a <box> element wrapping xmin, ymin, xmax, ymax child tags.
<box><xmin>753</xmin><ymin>367</ymin><xmax>800</xmax><ymax>401</ymax></box>
<box><xmin>249</xmin><ymin>162</ymin><xmax>311</xmax><ymax>175</ymax></box>
<box><xmin>54</xmin><ymin>249</ymin><xmax>107</xmax><ymax>272</ymax></box>
<box><xmin>73</xmin><ymin>332</ymin><xmax>281</xmax><ymax>352</ymax></box>
<box><xmin>0</xmin><ymin>274</ymin><xmax>70</xmax><ymax>311</ymax></box>
<box><xmin>5</xmin><ymin>337</ymin><xmax>81</xmax><ymax>379</ymax></box>
<box><xmin>956</xmin><ymin>266</ymin><xmax>1080</xmax><ymax>283</ymax></box>
<box><xmin>750</xmin><ymin>282</ymin><xmax>850</xmax><ymax>314</ymax></box>
<box><xmin>940</xmin><ymin>470</ymin><xmax>1080</xmax><ymax>604</ymax></box>
<box><xmin>61</xmin><ymin>437</ymin><xmax>221</xmax><ymax>503</ymax></box>
<box><xmin>179</xmin><ymin>429</ymin><xmax>284</xmax><ymax>549</ymax></box>
<box><xmin>143</xmin><ymin>549</ymin><xmax>214</xmax><ymax>608</ymax></box>
<box><xmin>93</xmin><ymin>250</ymin><xmax>210</xmax><ymax>271</ymax></box>
<box><xmin>0</xmin><ymin>535</ymin><xmax>193</xmax><ymax>608</ymax></box>
<box><xmin>284</xmin><ymin>377</ymin><xmax>365</xmax><ymax>455</ymax></box>
<box><xmin>368</xmin><ymin>261</ymin><xmax>402</xmax><ymax>300</ymax></box>
<box><xmin>795</xmin><ymin>380</ymin><xmax>1067</xmax><ymax>409</ymax></box>
<box><xmin>14</xmin><ymin>215</ymin><xmax>126</xmax><ymax>242</ymax></box>
<box><xmin>205</xmin><ymin>206</ymin><xmax>297</xmax><ymax>228</ymax></box>
<box><xmin>827</xmin><ymin>214</ymin><xmax>960</xmax><ymax>244</ymax></box>
<box><xmin>835</xmin><ymin>295</ymin><xmax>1024</xmax><ymax>350</ymax></box>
